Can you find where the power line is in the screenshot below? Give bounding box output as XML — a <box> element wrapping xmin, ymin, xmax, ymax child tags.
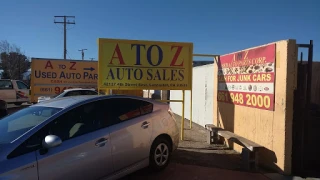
<box><xmin>78</xmin><ymin>49</ymin><xmax>87</xmax><ymax>60</ymax></box>
<box><xmin>66</xmin><ymin>50</ymin><xmax>73</xmax><ymax>60</ymax></box>
<box><xmin>54</xmin><ymin>16</ymin><xmax>76</xmax><ymax>60</ymax></box>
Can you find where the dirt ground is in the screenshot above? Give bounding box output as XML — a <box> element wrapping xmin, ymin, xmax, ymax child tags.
<box><xmin>170</xmin><ymin>115</ymin><xmax>242</xmax><ymax>170</ymax></box>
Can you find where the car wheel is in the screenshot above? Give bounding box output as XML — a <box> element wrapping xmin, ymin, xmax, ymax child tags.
<box><xmin>149</xmin><ymin>137</ymin><xmax>171</xmax><ymax>171</ymax></box>
<box><xmin>14</xmin><ymin>102</ymin><xmax>22</xmax><ymax>106</ymax></box>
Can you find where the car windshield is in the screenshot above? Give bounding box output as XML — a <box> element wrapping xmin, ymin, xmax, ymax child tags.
<box><xmin>0</xmin><ymin>106</ymin><xmax>62</xmax><ymax>144</ymax></box>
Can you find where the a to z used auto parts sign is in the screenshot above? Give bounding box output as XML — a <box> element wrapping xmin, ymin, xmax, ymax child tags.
<box><xmin>30</xmin><ymin>58</ymin><xmax>98</xmax><ymax>101</ymax></box>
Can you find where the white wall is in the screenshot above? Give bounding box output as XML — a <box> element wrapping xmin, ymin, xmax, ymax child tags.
<box><xmin>170</xmin><ymin>64</ymin><xmax>214</xmax><ymax>127</ymax></box>
<box><xmin>143</xmin><ymin>90</ymin><xmax>161</xmax><ymax>98</ymax></box>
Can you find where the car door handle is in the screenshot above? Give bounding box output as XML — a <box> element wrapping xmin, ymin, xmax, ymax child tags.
<box><xmin>95</xmin><ymin>138</ymin><xmax>108</xmax><ymax>147</ymax></box>
<box><xmin>141</xmin><ymin>122</ymin><xmax>150</xmax><ymax>129</ymax></box>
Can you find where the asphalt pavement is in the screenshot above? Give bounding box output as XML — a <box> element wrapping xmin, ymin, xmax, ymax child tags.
<box><xmin>121</xmin><ymin>163</ymin><xmax>269</xmax><ymax>180</ymax></box>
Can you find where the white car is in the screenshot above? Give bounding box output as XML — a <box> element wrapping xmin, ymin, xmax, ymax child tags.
<box><xmin>37</xmin><ymin>88</ymin><xmax>98</xmax><ymax>103</ymax></box>
<box><xmin>0</xmin><ymin>95</ymin><xmax>179</xmax><ymax>180</ymax></box>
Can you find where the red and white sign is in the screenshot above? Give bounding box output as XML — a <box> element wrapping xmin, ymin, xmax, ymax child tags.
<box><xmin>217</xmin><ymin>44</ymin><xmax>276</xmax><ymax>111</ymax></box>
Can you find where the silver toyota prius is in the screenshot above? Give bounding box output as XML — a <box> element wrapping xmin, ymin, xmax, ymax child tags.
<box><xmin>0</xmin><ymin>95</ymin><xmax>179</xmax><ymax>180</ymax></box>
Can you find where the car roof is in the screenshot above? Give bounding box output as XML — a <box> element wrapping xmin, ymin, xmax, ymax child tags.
<box><xmin>32</xmin><ymin>95</ymin><xmax>158</xmax><ymax>109</ymax></box>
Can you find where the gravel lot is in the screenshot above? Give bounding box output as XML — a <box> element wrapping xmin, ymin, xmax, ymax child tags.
<box><xmin>171</xmin><ymin>115</ymin><xmax>242</xmax><ymax>170</ymax></box>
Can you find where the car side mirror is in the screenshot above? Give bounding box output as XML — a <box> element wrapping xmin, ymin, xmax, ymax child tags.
<box><xmin>42</xmin><ymin>135</ymin><xmax>62</xmax><ymax>149</ymax></box>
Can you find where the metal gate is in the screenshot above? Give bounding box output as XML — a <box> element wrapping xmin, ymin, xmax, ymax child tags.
<box><xmin>292</xmin><ymin>40</ymin><xmax>320</xmax><ymax>178</ymax></box>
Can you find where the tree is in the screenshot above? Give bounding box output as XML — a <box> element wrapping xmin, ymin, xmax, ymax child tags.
<box><xmin>0</xmin><ymin>70</ymin><xmax>10</xmax><ymax>79</ymax></box>
<box><xmin>0</xmin><ymin>40</ymin><xmax>20</xmax><ymax>54</ymax></box>
<box><xmin>0</xmin><ymin>40</ymin><xmax>30</xmax><ymax>80</ymax></box>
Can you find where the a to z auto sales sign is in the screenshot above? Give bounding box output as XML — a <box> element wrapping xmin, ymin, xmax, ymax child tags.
<box><xmin>217</xmin><ymin>44</ymin><xmax>276</xmax><ymax>111</ymax></box>
<box><xmin>98</xmin><ymin>38</ymin><xmax>193</xmax><ymax>90</ymax></box>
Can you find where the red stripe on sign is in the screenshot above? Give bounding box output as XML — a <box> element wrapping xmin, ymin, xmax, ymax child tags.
<box><xmin>218</xmin><ymin>73</ymin><xmax>275</xmax><ymax>83</ymax></box>
<box><xmin>217</xmin><ymin>90</ymin><xmax>274</xmax><ymax>111</ymax></box>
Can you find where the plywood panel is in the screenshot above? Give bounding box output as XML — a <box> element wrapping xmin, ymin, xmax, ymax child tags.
<box><xmin>213</xmin><ymin>40</ymin><xmax>297</xmax><ymax>175</ymax></box>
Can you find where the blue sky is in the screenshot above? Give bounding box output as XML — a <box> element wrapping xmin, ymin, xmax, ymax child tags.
<box><xmin>0</xmin><ymin>0</ymin><xmax>319</xmax><ymax>61</ymax></box>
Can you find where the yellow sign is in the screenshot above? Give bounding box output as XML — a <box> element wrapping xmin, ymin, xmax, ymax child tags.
<box><xmin>98</xmin><ymin>38</ymin><xmax>193</xmax><ymax>90</ymax></box>
<box><xmin>30</xmin><ymin>58</ymin><xmax>98</xmax><ymax>102</ymax></box>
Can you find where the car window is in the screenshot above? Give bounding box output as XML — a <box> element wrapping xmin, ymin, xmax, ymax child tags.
<box><xmin>16</xmin><ymin>81</ymin><xmax>28</xmax><ymax>89</ymax></box>
<box><xmin>7</xmin><ymin>101</ymin><xmax>104</xmax><ymax>159</ymax></box>
<box><xmin>48</xmin><ymin>101</ymin><xmax>103</xmax><ymax>141</ymax></box>
<box><xmin>64</xmin><ymin>90</ymin><xmax>82</xmax><ymax>97</ymax></box>
<box><xmin>0</xmin><ymin>106</ymin><xmax>62</xmax><ymax>144</ymax></box>
<box><xmin>140</xmin><ymin>100</ymin><xmax>153</xmax><ymax>115</ymax></box>
<box><xmin>7</xmin><ymin>124</ymin><xmax>51</xmax><ymax>159</ymax></box>
<box><xmin>0</xmin><ymin>80</ymin><xmax>13</xmax><ymax>90</ymax></box>
<box><xmin>100</xmin><ymin>98</ymin><xmax>153</xmax><ymax>127</ymax></box>
<box><xmin>82</xmin><ymin>90</ymin><xmax>98</xmax><ymax>95</ymax></box>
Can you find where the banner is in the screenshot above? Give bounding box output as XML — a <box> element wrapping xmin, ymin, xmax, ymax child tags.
<box><xmin>98</xmin><ymin>38</ymin><xmax>193</xmax><ymax>90</ymax></box>
<box><xmin>217</xmin><ymin>44</ymin><xmax>276</xmax><ymax>111</ymax></box>
<box><xmin>30</xmin><ymin>58</ymin><xmax>98</xmax><ymax>102</ymax></box>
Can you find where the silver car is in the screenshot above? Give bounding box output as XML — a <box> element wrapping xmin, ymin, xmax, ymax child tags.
<box><xmin>37</xmin><ymin>88</ymin><xmax>98</xmax><ymax>103</ymax></box>
<box><xmin>0</xmin><ymin>95</ymin><xmax>179</xmax><ymax>180</ymax></box>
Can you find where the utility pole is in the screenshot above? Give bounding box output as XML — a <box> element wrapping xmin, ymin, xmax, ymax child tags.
<box><xmin>89</xmin><ymin>58</ymin><xmax>95</xmax><ymax>61</ymax></box>
<box><xmin>78</xmin><ymin>49</ymin><xmax>87</xmax><ymax>60</ymax></box>
<box><xmin>54</xmin><ymin>16</ymin><xmax>75</xmax><ymax>60</ymax></box>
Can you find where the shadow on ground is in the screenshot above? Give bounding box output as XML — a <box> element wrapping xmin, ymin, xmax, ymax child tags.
<box><xmin>171</xmin><ymin>115</ymin><xmax>242</xmax><ymax>171</ymax></box>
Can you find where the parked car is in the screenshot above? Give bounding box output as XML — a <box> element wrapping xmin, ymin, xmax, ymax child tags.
<box><xmin>0</xmin><ymin>79</ymin><xmax>30</xmax><ymax>105</ymax></box>
<box><xmin>37</xmin><ymin>88</ymin><xmax>98</xmax><ymax>103</ymax></box>
<box><xmin>0</xmin><ymin>100</ymin><xmax>8</xmax><ymax>119</ymax></box>
<box><xmin>0</xmin><ymin>95</ymin><xmax>179</xmax><ymax>180</ymax></box>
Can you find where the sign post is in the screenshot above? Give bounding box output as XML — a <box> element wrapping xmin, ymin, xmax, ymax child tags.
<box><xmin>98</xmin><ymin>38</ymin><xmax>193</xmax><ymax>140</ymax></box>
